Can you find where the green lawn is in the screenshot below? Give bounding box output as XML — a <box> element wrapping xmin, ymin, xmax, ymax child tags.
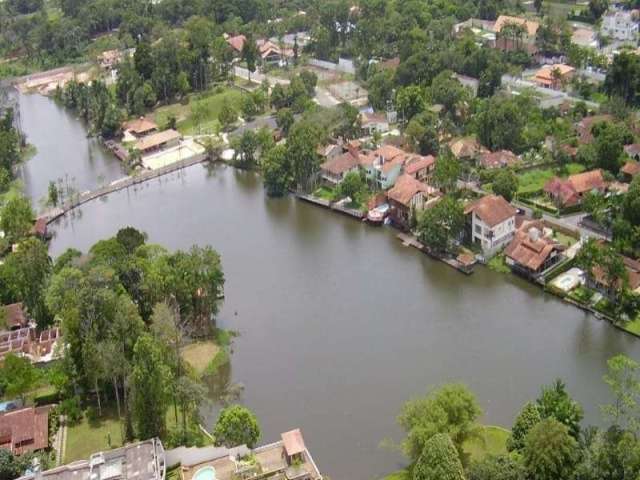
<box><xmin>566</xmin><ymin>163</ymin><xmax>586</xmax><ymax>175</ymax></box>
<box><xmin>153</xmin><ymin>87</ymin><xmax>246</xmax><ymax>135</ymax></box>
<box><xmin>517</xmin><ymin>169</ymin><xmax>555</xmax><ymax>194</ymax></box>
<box><xmin>554</xmin><ymin>231</ymin><xmax>578</xmax><ymax>247</ymax></box>
<box><xmin>463</xmin><ymin>426</ymin><xmax>510</xmax><ymax>461</ymax></box>
<box><xmin>568</xmin><ymin>285</ymin><xmax>595</xmax><ymax>304</ymax></box>
<box><xmin>517</xmin><ymin>164</ymin><xmax>586</xmax><ymax>195</ymax></box>
<box><xmin>64</xmin><ymin>408</ymin><xmax>124</xmax><ymax>463</ymax></box>
<box><xmin>313</xmin><ymin>186</ymin><xmax>336</xmax><ymax>202</ymax></box>
<box><xmin>623</xmin><ymin>317</ymin><xmax>640</xmax><ymax>336</ymax></box>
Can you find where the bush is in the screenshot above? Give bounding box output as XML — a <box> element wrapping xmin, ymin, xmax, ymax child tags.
<box><xmin>59</xmin><ymin>397</ymin><xmax>83</xmax><ymax>425</ymax></box>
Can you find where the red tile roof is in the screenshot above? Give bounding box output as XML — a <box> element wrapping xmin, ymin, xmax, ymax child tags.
<box><xmin>622</xmin><ymin>160</ymin><xmax>640</xmax><ymax>178</ymax></box>
<box><xmin>320</xmin><ymin>152</ymin><xmax>359</xmax><ymax>176</ymax></box>
<box><xmin>123</xmin><ymin>117</ymin><xmax>158</xmax><ymax>135</ymax></box>
<box><xmin>387</xmin><ymin>174</ymin><xmax>436</xmax><ymax>206</ymax></box>
<box><xmin>505</xmin><ymin>221</ymin><xmax>561</xmax><ymax>271</ymax></box>
<box><xmin>282</xmin><ymin>429</ymin><xmax>306</xmax><ymax>456</ymax></box>
<box><xmin>464</xmin><ymin>195</ymin><xmax>517</xmax><ymax>228</ymax></box>
<box><xmin>227</xmin><ymin>34</ymin><xmax>247</xmax><ymax>52</ymax></box>
<box><xmin>404</xmin><ymin>155</ymin><xmax>436</xmax><ymax>175</ymax></box>
<box><xmin>544</xmin><ymin>169</ymin><xmax>606</xmax><ymax>206</ymax></box>
<box><xmin>0</xmin><ymin>406</ymin><xmax>50</xmax><ymax>455</ymax></box>
<box><xmin>478</xmin><ymin>150</ymin><xmax>519</xmax><ymax>169</ymax></box>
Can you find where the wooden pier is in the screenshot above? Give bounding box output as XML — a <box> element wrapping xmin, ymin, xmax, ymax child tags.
<box><xmin>40</xmin><ymin>153</ymin><xmax>210</xmax><ymax>224</ymax></box>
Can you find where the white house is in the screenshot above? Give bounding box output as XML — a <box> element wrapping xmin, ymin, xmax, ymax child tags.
<box><xmin>601</xmin><ymin>10</ymin><xmax>638</xmax><ymax>42</ymax></box>
<box><xmin>359</xmin><ymin>145</ymin><xmax>406</xmax><ymax>190</ymax></box>
<box><xmin>464</xmin><ymin>195</ymin><xmax>517</xmax><ymax>257</ymax></box>
<box><xmin>360</xmin><ymin>112</ymin><xmax>390</xmax><ymax>135</ymax></box>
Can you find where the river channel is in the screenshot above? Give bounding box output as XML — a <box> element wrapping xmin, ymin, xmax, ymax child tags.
<box><xmin>18</xmin><ymin>92</ymin><xmax>640</xmax><ymax>480</ymax></box>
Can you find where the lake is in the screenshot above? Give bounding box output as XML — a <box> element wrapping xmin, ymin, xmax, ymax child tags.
<box><xmin>20</xmin><ymin>92</ymin><xmax>640</xmax><ymax>480</ymax></box>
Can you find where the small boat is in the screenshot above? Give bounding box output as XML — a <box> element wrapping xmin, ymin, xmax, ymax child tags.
<box><xmin>367</xmin><ymin>203</ymin><xmax>389</xmax><ymax>225</ymax></box>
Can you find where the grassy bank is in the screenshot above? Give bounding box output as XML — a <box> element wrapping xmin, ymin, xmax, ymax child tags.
<box><xmin>181</xmin><ymin>341</ymin><xmax>220</xmax><ymax>376</ymax></box>
<box><xmin>153</xmin><ymin>87</ymin><xmax>246</xmax><ymax>135</ymax></box>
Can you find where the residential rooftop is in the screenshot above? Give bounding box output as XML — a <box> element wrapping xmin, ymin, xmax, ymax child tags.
<box><xmin>19</xmin><ymin>438</ymin><xmax>166</xmax><ymax>480</ymax></box>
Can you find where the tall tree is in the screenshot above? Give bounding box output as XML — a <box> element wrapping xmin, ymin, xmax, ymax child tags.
<box><xmin>130</xmin><ymin>333</ymin><xmax>172</xmax><ymax>439</ymax></box>
<box><xmin>1</xmin><ymin>238</ymin><xmax>51</xmax><ymax>328</ymax></box>
<box><xmin>523</xmin><ymin>418</ymin><xmax>579</xmax><ymax>480</ymax></box>
<box><xmin>602</xmin><ymin>354</ymin><xmax>640</xmax><ymax>433</ymax></box>
<box><xmin>507</xmin><ymin>402</ymin><xmax>541</xmax><ymax>452</ymax></box>
<box><xmin>398</xmin><ymin>383</ymin><xmax>481</xmax><ymax>462</ymax></box>
<box><xmin>241</xmin><ymin>35</ymin><xmax>259</xmax><ymax>83</ymax></box>
<box><xmin>413</xmin><ymin>434</ymin><xmax>465</xmax><ymax>480</ymax></box>
<box><xmin>536</xmin><ymin>379</ymin><xmax>584</xmax><ymax>439</ymax></box>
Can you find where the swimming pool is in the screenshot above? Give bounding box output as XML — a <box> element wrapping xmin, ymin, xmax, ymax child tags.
<box><xmin>193</xmin><ymin>466</ymin><xmax>216</xmax><ymax>480</ymax></box>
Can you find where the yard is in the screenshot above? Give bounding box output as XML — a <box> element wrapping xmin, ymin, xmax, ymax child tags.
<box><xmin>64</xmin><ymin>407</ymin><xmax>124</xmax><ymax>463</ymax></box>
<box><xmin>516</xmin><ymin>163</ymin><xmax>585</xmax><ymax>195</ymax></box>
<box><xmin>153</xmin><ymin>87</ymin><xmax>246</xmax><ymax>135</ymax></box>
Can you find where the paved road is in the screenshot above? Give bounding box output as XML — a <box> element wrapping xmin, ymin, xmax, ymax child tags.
<box><xmin>458</xmin><ymin>180</ymin><xmax>608</xmax><ymax>240</ymax></box>
<box><xmin>229</xmin><ymin>114</ymin><xmax>278</xmax><ymax>137</ymax></box>
<box><xmin>501</xmin><ymin>74</ymin><xmax>600</xmax><ymax>109</ymax></box>
<box><xmin>234</xmin><ymin>66</ymin><xmax>341</xmax><ymax>108</ymax></box>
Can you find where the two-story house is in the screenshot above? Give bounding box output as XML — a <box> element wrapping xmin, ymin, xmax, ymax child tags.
<box><xmin>387</xmin><ymin>174</ymin><xmax>440</xmax><ymax>229</ymax></box>
<box><xmin>464</xmin><ymin>194</ymin><xmax>517</xmax><ymax>257</ymax></box>
<box><xmin>319</xmin><ymin>150</ymin><xmax>360</xmax><ymax>186</ymax></box>
<box><xmin>493</xmin><ymin>15</ymin><xmax>540</xmax><ymax>55</ymax></box>
<box><xmin>359</xmin><ymin>145</ymin><xmax>406</xmax><ymax>190</ymax></box>
<box><xmin>601</xmin><ymin>10</ymin><xmax>638</xmax><ymax>42</ymax></box>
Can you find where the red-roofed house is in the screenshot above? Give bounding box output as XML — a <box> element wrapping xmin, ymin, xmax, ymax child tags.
<box><xmin>360</xmin><ymin>112</ymin><xmax>389</xmax><ymax>135</ymax></box>
<box><xmin>359</xmin><ymin>145</ymin><xmax>407</xmax><ymax>189</ymax></box>
<box><xmin>478</xmin><ymin>150</ymin><xmax>519</xmax><ymax>169</ymax></box>
<box><xmin>587</xmin><ymin>255</ymin><xmax>640</xmax><ymax>300</ymax></box>
<box><xmin>226</xmin><ymin>34</ymin><xmax>247</xmax><ymax>53</ymax></box>
<box><xmin>622</xmin><ymin>160</ymin><xmax>640</xmax><ymax>182</ymax></box>
<box><xmin>319</xmin><ymin>151</ymin><xmax>360</xmax><ymax>185</ymax></box>
<box><xmin>465</xmin><ymin>195</ymin><xmax>517</xmax><ymax>256</ymax></box>
<box><xmin>404</xmin><ymin>155</ymin><xmax>436</xmax><ymax>182</ymax></box>
<box><xmin>0</xmin><ymin>406</ymin><xmax>50</xmax><ymax>455</ymax></box>
<box><xmin>533</xmin><ymin>64</ymin><xmax>575</xmax><ymax>90</ymax></box>
<box><xmin>544</xmin><ymin>169</ymin><xmax>606</xmax><ymax>207</ymax></box>
<box><xmin>387</xmin><ymin>174</ymin><xmax>440</xmax><ymax>228</ymax></box>
<box><xmin>505</xmin><ymin>220</ymin><xmax>564</xmax><ymax>278</ymax></box>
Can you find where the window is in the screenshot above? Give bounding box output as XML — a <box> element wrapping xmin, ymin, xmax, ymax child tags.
<box><xmin>474</xmin><ymin>224</ymin><xmax>482</xmax><ymax>235</ymax></box>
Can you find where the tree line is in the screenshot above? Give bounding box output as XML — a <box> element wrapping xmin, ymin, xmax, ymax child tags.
<box><xmin>399</xmin><ymin>354</ymin><xmax>640</xmax><ymax>480</ymax></box>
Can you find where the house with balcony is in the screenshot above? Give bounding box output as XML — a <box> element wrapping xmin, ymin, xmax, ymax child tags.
<box><xmin>601</xmin><ymin>10</ymin><xmax>638</xmax><ymax>42</ymax></box>
<box><xmin>319</xmin><ymin>150</ymin><xmax>360</xmax><ymax>186</ymax></box>
<box><xmin>386</xmin><ymin>174</ymin><xmax>440</xmax><ymax>229</ymax></box>
<box><xmin>359</xmin><ymin>145</ymin><xmax>406</xmax><ymax>189</ymax></box>
<box><xmin>464</xmin><ymin>194</ymin><xmax>517</xmax><ymax>257</ymax></box>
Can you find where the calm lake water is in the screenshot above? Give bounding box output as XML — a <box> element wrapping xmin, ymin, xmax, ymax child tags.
<box><xmin>16</xmin><ymin>93</ymin><xmax>125</xmax><ymax>208</ymax></box>
<box><xmin>19</xmin><ymin>92</ymin><xmax>640</xmax><ymax>480</ymax></box>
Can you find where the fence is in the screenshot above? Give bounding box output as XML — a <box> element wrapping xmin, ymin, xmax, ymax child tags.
<box><xmin>307</xmin><ymin>57</ymin><xmax>356</xmax><ymax>75</ymax></box>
